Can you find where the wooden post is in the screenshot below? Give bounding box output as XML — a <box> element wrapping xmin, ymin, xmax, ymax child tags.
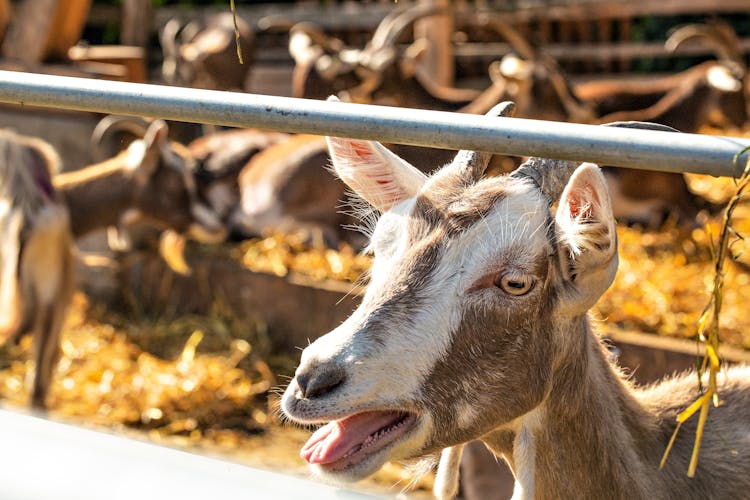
<box><xmin>414</xmin><ymin>0</ymin><xmax>454</xmax><ymax>87</ymax></box>
<box><xmin>2</xmin><ymin>0</ymin><xmax>91</xmax><ymax>63</ymax></box>
<box><xmin>0</xmin><ymin>0</ymin><xmax>9</xmax><ymax>46</ymax></box>
<box><xmin>121</xmin><ymin>0</ymin><xmax>152</xmax><ymax>49</ymax></box>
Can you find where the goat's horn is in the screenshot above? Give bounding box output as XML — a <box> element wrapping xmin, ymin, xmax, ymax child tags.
<box><xmin>369</xmin><ymin>2</ymin><xmax>410</xmax><ymax>49</ymax></box>
<box><xmin>512</xmin><ymin>121</ymin><xmax>681</xmax><ymax>201</ymax></box>
<box><xmin>159</xmin><ymin>18</ymin><xmax>183</xmax><ymax>56</ymax></box>
<box><xmin>453</xmin><ymin>101</ymin><xmax>516</xmax><ymax>181</ymax></box>
<box><xmin>666</xmin><ymin>22</ymin><xmax>744</xmax><ymax>71</ymax></box>
<box><xmin>601</xmin><ymin>121</ymin><xmax>680</xmax><ymax>133</ymax></box>
<box><xmin>510</xmin><ymin>156</ymin><xmax>581</xmax><ymax>202</ymax></box>
<box><xmin>370</xmin><ymin>3</ymin><xmax>447</xmax><ymax>51</ymax></box>
<box><xmin>479</xmin><ymin>14</ymin><xmax>537</xmax><ymax>61</ymax></box>
<box><xmin>90</xmin><ymin>115</ymin><xmax>151</xmax><ymax>162</ymax></box>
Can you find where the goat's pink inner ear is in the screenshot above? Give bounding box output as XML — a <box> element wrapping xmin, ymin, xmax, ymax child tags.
<box><xmin>348</xmin><ymin>140</ymin><xmax>375</xmax><ymax>161</ymax></box>
<box><xmin>567</xmin><ymin>187</ymin><xmax>597</xmax><ymax>219</ymax></box>
<box><xmin>559</xmin><ymin>166</ymin><xmax>608</xmax><ymax>221</ymax></box>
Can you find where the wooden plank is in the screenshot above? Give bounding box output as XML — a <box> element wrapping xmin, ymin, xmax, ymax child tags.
<box><xmin>0</xmin><ymin>0</ymin><xmax>8</xmax><ymax>46</ymax></box>
<box><xmin>87</xmin><ymin>1</ymin><xmax>750</xmax><ymax>34</ymax></box>
<box><xmin>454</xmin><ymin>37</ymin><xmax>750</xmax><ymax>62</ymax></box>
<box><xmin>68</xmin><ymin>45</ymin><xmax>147</xmax><ymax>83</ymax></box>
<box><xmin>604</xmin><ymin>327</ymin><xmax>750</xmax><ymax>383</ymax></box>
<box><xmin>415</xmin><ymin>0</ymin><xmax>455</xmax><ymax>87</ymax></box>
<box><xmin>121</xmin><ymin>0</ymin><xmax>153</xmax><ymax>49</ymax></box>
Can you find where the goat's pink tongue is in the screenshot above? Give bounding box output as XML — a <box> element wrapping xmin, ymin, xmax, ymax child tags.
<box><xmin>301</xmin><ymin>411</ymin><xmax>402</xmax><ymax>465</ymax></box>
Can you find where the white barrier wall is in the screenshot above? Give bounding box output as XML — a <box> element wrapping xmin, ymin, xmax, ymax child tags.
<box><xmin>0</xmin><ymin>409</ymin><xmax>381</xmax><ymax>500</ymax></box>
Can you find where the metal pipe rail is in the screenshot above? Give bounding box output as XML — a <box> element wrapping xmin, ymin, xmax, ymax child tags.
<box><xmin>0</xmin><ymin>70</ymin><xmax>748</xmax><ymax>177</ymax></box>
<box><xmin>0</xmin><ymin>408</ymin><xmax>380</xmax><ymax>500</ymax></box>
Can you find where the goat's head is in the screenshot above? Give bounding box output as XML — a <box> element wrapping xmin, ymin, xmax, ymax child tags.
<box><xmin>666</xmin><ymin>20</ymin><xmax>750</xmax><ymax>128</ymax></box>
<box><xmin>119</xmin><ymin>119</ymin><xmax>226</xmax><ymax>243</ymax></box>
<box><xmin>281</xmin><ymin>101</ymin><xmax>618</xmax><ymax>481</ymax></box>
<box><xmin>289</xmin><ymin>3</ymin><xmax>446</xmax><ymax>104</ymax></box>
<box><xmin>481</xmin><ymin>15</ymin><xmax>596</xmax><ymax>123</ymax></box>
<box><xmin>160</xmin><ymin>13</ymin><xmax>253</xmax><ymax>91</ymax></box>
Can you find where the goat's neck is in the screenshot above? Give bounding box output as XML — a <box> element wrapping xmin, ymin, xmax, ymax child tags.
<box><xmin>484</xmin><ymin>316</ymin><xmax>664</xmax><ymax>499</ymax></box>
<box><xmin>53</xmin><ymin>155</ymin><xmax>138</xmax><ymax>238</ymax></box>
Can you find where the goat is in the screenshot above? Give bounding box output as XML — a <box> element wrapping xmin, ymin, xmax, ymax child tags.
<box><xmin>281</xmin><ymin>101</ymin><xmax>750</xmax><ymax>498</ymax></box>
<box><xmin>0</xmin><ymin>130</ymin><xmax>74</xmax><ymax>410</ymax></box>
<box><xmin>91</xmin><ymin>115</ymin><xmax>290</xmax><ymax>225</ymax></box>
<box><xmin>58</xmin><ymin>119</ymin><xmax>226</xmax><ymax>244</ymax></box>
<box><xmin>160</xmin><ymin>12</ymin><xmax>254</xmax><ymax>91</ymax></box>
<box><xmin>187</xmin><ymin>128</ymin><xmax>290</xmax><ymax>222</ymax></box>
<box><xmin>228</xmin><ymin>134</ymin><xmax>362</xmax><ymax>248</ymax></box>
<box><xmin>289</xmin><ymin>5</ymin><xmax>516</xmax><ymax>175</ymax></box>
<box><xmin>485</xmin><ymin>19</ymin><xmax>744</xmax><ymax>227</ymax></box>
<box><xmin>487</xmin><ymin>19</ymin><xmax>748</xmax><ymax>131</ymax></box>
<box><xmin>289</xmin><ymin>3</ymin><xmax>481</xmax><ymax>110</ymax></box>
<box><xmin>0</xmin><ymin>121</ymin><xmax>226</xmax><ymax>409</ymax></box>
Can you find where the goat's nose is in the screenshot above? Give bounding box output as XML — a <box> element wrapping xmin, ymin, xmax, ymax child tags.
<box><xmin>295</xmin><ymin>364</ymin><xmax>346</xmax><ymax>399</ymax></box>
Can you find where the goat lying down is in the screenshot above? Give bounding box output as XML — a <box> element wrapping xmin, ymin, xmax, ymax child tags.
<box><xmin>0</xmin><ymin>130</ymin><xmax>74</xmax><ymax>409</ymax></box>
<box><xmin>281</xmin><ymin>102</ymin><xmax>750</xmax><ymax>499</ymax></box>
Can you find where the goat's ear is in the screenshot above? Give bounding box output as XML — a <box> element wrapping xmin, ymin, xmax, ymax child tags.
<box><xmin>326</xmin><ymin>135</ymin><xmax>427</xmax><ymax>211</ymax></box>
<box><xmin>133</xmin><ymin>120</ymin><xmax>169</xmax><ymax>183</ymax></box>
<box><xmin>554</xmin><ymin>163</ymin><xmax>618</xmax><ymax>313</ymax></box>
<box><xmin>325</xmin><ymin>98</ymin><xmax>427</xmax><ymax>211</ymax></box>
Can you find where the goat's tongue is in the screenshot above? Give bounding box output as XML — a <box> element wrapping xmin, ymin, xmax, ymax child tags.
<box><xmin>301</xmin><ymin>411</ymin><xmax>403</xmax><ymax>465</ymax></box>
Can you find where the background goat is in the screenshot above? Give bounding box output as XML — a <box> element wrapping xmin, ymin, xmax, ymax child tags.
<box><xmin>0</xmin><ymin>130</ymin><xmax>73</xmax><ymax>409</ymax></box>
<box><xmin>281</xmin><ymin>102</ymin><xmax>750</xmax><ymax>498</ymax></box>
<box><xmin>1</xmin><ymin>121</ymin><xmax>227</xmax><ymax>409</ymax></box>
<box><xmin>288</xmin><ymin>3</ymin><xmax>481</xmax><ymax>109</ymax></box>
<box><xmin>485</xmin><ymin>19</ymin><xmax>745</xmax><ymax>227</ymax></box>
<box><xmin>160</xmin><ymin>12</ymin><xmax>254</xmax><ymax>91</ymax></box>
<box><xmin>228</xmin><ymin>133</ymin><xmax>364</xmax><ymax>248</ymax></box>
<box><xmin>92</xmin><ymin>115</ymin><xmax>289</xmax><ymax>227</ymax></box>
<box><xmin>60</xmin><ymin>119</ymin><xmax>226</xmax><ymax>245</ymax></box>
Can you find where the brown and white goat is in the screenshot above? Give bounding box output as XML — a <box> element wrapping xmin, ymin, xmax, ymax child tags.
<box><xmin>487</xmin><ymin>19</ymin><xmax>749</xmax><ymax>131</ymax></box>
<box><xmin>92</xmin><ymin>115</ymin><xmax>290</xmax><ymax>226</ymax></box>
<box><xmin>0</xmin><ymin>130</ymin><xmax>74</xmax><ymax>410</ymax></box>
<box><xmin>281</xmin><ymin>102</ymin><xmax>750</xmax><ymax>498</ymax></box>
<box><xmin>58</xmin><ymin>119</ymin><xmax>226</xmax><ymax>244</ymax></box>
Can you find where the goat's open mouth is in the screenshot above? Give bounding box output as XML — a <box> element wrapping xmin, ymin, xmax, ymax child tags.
<box><xmin>300</xmin><ymin>410</ymin><xmax>418</xmax><ymax>472</ymax></box>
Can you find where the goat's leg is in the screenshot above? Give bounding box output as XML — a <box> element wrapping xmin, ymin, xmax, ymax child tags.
<box><xmin>461</xmin><ymin>441</ymin><xmax>516</xmax><ymax>500</ymax></box>
<box><xmin>20</xmin><ymin>205</ymin><xmax>73</xmax><ymax>409</ymax></box>
<box><xmin>33</xmin><ymin>241</ymin><xmax>74</xmax><ymax>410</ymax></box>
<box><xmin>434</xmin><ymin>444</ymin><xmax>464</xmax><ymax>500</ymax></box>
<box><xmin>30</xmin><ymin>302</ymin><xmax>58</xmax><ymax>409</ymax></box>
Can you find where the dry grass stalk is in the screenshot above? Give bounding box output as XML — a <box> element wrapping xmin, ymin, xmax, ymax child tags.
<box><xmin>230</xmin><ymin>0</ymin><xmax>244</xmax><ymax>64</ymax></box>
<box><xmin>661</xmin><ymin>147</ymin><xmax>750</xmax><ymax>476</ymax></box>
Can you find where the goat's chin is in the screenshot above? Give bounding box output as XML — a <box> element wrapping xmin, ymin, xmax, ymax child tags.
<box><xmin>309</xmin><ymin>453</ymin><xmax>389</xmax><ymax>483</ymax></box>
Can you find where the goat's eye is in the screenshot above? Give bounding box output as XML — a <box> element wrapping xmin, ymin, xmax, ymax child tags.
<box><xmin>494</xmin><ymin>273</ymin><xmax>534</xmax><ymax>296</ymax></box>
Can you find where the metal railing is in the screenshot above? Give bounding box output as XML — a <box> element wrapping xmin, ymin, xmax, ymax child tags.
<box><xmin>0</xmin><ymin>70</ymin><xmax>748</xmax><ymax>177</ymax></box>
